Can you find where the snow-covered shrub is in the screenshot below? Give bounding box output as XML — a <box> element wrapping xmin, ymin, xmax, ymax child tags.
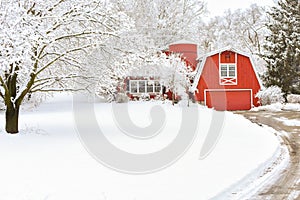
<box><xmin>140</xmin><ymin>93</ymin><xmax>150</xmax><ymax>101</ymax></box>
<box><xmin>154</xmin><ymin>95</ymin><xmax>163</xmax><ymax>101</ymax></box>
<box><xmin>256</xmin><ymin>86</ymin><xmax>284</xmax><ymax>105</ymax></box>
<box><xmin>115</xmin><ymin>93</ymin><xmax>129</xmax><ymax>103</ymax></box>
<box><xmin>287</xmin><ymin>94</ymin><xmax>300</xmax><ymax>103</ymax></box>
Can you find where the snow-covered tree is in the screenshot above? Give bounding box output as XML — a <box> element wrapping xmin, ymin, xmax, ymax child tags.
<box><xmin>198</xmin><ymin>4</ymin><xmax>267</xmax><ymax>54</ymax></box>
<box><xmin>197</xmin><ymin>4</ymin><xmax>268</xmax><ymax>71</ymax></box>
<box><xmin>83</xmin><ymin>44</ymin><xmax>137</xmax><ymax>102</ymax></box>
<box><xmin>159</xmin><ymin>53</ymin><xmax>193</xmax><ymax>105</ymax></box>
<box><xmin>0</xmin><ymin>0</ymin><xmax>130</xmax><ymax>133</ymax></box>
<box><xmin>115</xmin><ymin>0</ymin><xmax>206</xmax><ymax>50</ymax></box>
<box><xmin>261</xmin><ymin>0</ymin><xmax>300</xmax><ymax>100</ymax></box>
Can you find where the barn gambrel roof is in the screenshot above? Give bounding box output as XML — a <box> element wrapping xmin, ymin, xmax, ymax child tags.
<box><xmin>190</xmin><ymin>46</ymin><xmax>263</xmax><ymax>92</ymax></box>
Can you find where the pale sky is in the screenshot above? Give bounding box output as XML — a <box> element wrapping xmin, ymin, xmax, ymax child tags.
<box><xmin>206</xmin><ymin>0</ymin><xmax>275</xmax><ymax>16</ymax></box>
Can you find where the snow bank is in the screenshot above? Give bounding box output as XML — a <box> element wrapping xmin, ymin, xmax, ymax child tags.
<box><xmin>252</xmin><ymin>103</ymin><xmax>300</xmax><ymax>112</ymax></box>
<box><xmin>0</xmin><ymin>95</ymin><xmax>280</xmax><ymax>200</ymax></box>
<box><xmin>282</xmin><ymin>103</ymin><xmax>300</xmax><ymax>111</ymax></box>
<box><xmin>276</xmin><ymin>117</ymin><xmax>300</xmax><ymax>127</ymax></box>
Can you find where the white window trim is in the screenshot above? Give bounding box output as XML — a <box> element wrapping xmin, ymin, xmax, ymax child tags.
<box><xmin>219</xmin><ymin>52</ymin><xmax>238</xmax><ymax>85</ymax></box>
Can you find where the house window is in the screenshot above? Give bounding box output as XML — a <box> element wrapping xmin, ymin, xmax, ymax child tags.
<box><xmin>139</xmin><ymin>80</ymin><xmax>146</xmax><ymax>93</ymax></box>
<box><xmin>129</xmin><ymin>80</ymin><xmax>161</xmax><ymax>93</ymax></box>
<box><xmin>154</xmin><ymin>81</ymin><xmax>161</xmax><ymax>92</ymax></box>
<box><xmin>130</xmin><ymin>81</ymin><xmax>138</xmax><ymax>93</ymax></box>
<box><xmin>147</xmin><ymin>81</ymin><xmax>154</xmax><ymax>93</ymax></box>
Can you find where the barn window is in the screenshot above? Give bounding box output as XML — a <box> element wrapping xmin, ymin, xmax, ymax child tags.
<box><xmin>220</xmin><ymin>64</ymin><xmax>236</xmax><ymax>78</ymax></box>
<box><xmin>221</xmin><ymin>65</ymin><xmax>228</xmax><ymax>77</ymax></box>
<box><xmin>219</xmin><ymin>64</ymin><xmax>237</xmax><ymax>85</ymax></box>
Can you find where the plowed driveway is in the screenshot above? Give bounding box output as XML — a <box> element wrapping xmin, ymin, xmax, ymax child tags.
<box><xmin>236</xmin><ymin>110</ymin><xmax>300</xmax><ymax>200</ymax></box>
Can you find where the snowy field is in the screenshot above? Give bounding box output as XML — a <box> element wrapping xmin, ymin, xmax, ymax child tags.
<box><xmin>0</xmin><ymin>94</ymin><xmax>280</xmax><ymax>200</ymax></box>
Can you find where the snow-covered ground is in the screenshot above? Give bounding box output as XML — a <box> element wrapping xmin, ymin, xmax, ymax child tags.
<box><xmin>276</xmin><ymin>117</ymin><xmax>300</xmax><ymax>127</ymax></box>
<box><xmin>0</xmin><ymin>94</ymin><xmax>280</xmax><ymax>200</ymax></box>
<box><xmin>251</xmin><ymin>103</ymin><xmax>300</xmax><ymax>128</ymax></box>
<box><xmin>251</xmin><ymin>102</ymin><xmax>300</xmax><ymax>112</ymax></box>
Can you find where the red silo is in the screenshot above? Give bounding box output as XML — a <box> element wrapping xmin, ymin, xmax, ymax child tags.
<box><xmin>169</xmin><ymin>40</ymin><xmax>198</xmax><ymax>71</ymax></box>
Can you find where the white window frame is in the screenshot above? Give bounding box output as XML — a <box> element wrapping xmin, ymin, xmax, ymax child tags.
<box><xmin>129</xmin><ymin>80</ymin><xmax>161</xmax><ymax>94</ymax></box>
<box><xmin>220</xmin><ymin>64</ymin><xmax>237</xmax><ymax>78</ymax></box>
<box><xmin>129</xmin><ymin>80</ymin><xmax>139</xmax><ymax>93</ymax></box>
<box><xmin>154</xmin><ymin>80</ymin><xmax>162</xmax><ymax>93</ymax></box>
<box><xmin>138</xmin><ymin>80</ymin><xmax>146</xmax><ymax>93</ymax></box>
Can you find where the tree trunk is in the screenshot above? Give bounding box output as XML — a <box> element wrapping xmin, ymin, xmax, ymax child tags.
<box><xmin>172</xmin><ymin>93</ymin><xmax>175</xmax><ymax>106</ymax></box>
<box><xmin>5</xmin><ymin>104</ymin><xmax>20</xmax><ymax>134</ymax></box>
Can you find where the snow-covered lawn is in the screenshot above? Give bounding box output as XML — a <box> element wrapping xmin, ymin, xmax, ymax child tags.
<box><xmin>0</xmin><ymin>95</ymin><xmax>280</xmax><ymax>200</ymax></box>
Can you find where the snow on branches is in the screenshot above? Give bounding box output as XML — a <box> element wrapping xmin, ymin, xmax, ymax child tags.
<box><xmin>261</xmin><ymin>0</ymin><xmax>300</xmax><ymax>97</ymax></box>
<box><xmin>0</xmin><ymin>0</ymin><xmax>133</xmax><ymax>133</ymax></box>
<box><xmin>0</xmin><ymin>0</ymin><xmax>131</xmax><ymax>104</ymax></box>
<box><xmin>158</xmin><ymin>53</ymin><xmax>193</xmax><ymax>102</ymax></box>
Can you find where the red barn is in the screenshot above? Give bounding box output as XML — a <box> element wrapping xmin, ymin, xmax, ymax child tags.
<box><xmin>191</xmin><ymin>46</ymin><xmax>261</xmax><ymax>110</ymax></box>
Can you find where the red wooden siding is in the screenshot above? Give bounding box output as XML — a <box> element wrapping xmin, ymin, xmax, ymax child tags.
<box><xmin>205</xmin><ymin>90</ymin><xmax>252</xmax><ymax>111</ymax></box>
<box><xmin>220</xmin><ymin>51</ymin><xmax>236</xmax><ymax>63</ymax></box>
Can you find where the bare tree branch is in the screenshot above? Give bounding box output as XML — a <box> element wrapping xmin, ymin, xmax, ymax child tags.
<box><xmin>30</xmin><ymin>88</ymin><xmax>85</xmax><ymax>93</ymax></box>
<box><xmin>54</xmin><ymin>31</ymin><xmax>117</xmax><ymax>42</ymax></box>
<box><xmin>47</xmin><ymin>0</ymin><xmax>66</xmax><ymax>12</ymax></box>
<box><xmin>31</xmin><ymin>74</ymin><xmax>94</xmax><ymax>91</ymax></box>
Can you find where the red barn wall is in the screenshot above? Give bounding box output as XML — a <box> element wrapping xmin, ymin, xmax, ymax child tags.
<box><xmin>220</xmin><ymin>51</ymin><xmax>236</xmax><ymax>63</ymax></box>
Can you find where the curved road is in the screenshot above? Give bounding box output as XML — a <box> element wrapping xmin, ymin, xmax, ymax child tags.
<box><xmin>236</xmin><ymin>110</ymin><xmax>300</xmax><ymax>200</ymax></box>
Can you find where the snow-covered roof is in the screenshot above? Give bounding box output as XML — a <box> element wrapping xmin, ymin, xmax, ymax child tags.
<box><xmin>191</xmin><ymin>46</ymin><xmax>262</xmax><ymax>92</ymax></box>
<box><xmin>197</xmin><ymin>46</ymin><xmax>251</xmax><ymax>60</ymax></box>
<box><xmin>169</xmin><ymin>39</ymin><xmax>197</xmax><ymax>45</ymax></box>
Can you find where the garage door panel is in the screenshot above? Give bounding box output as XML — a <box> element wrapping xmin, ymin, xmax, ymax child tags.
<box><xmin>205</xmin><ymin>90</ymin><xmax>251</xmax><ymax>111</ymax></box>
